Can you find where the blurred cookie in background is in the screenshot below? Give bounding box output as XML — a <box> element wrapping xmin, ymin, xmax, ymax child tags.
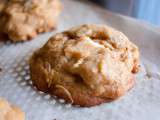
<box><xmin>0</xmin><ymin>98</ymin><xmax>25</xmax><ymax>120</ymax></box>
<box><xmin>0</xmin><ymin>0</ymin><xmax>61</xmax><ymax>42</ymax></box>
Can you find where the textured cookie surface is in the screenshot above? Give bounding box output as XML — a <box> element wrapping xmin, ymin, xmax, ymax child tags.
<box><xmin>0</xmin><ymin>0</ymin><xmax>61</xmax><ymax>41</ymax></box>
<box><xmin>30</xmin><ymin>24</ymin><xmax>140</xmax><ymax>107</ymax></box>
<box><xmin>0</xmin><ymin>98</ymin><xmax>25</xmax><ymax>120</ymax></box>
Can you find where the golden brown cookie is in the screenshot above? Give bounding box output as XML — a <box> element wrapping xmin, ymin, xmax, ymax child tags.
<box><xmin>0</xmin><ymin>0</ymin><xmax>61</xmax><ymax>42</ymax></box>
<box><xmin>0</xmin><ymin>98</ymin><xmax>25</xmax><ymax>120</ymax></box>
<box><xmin>30</xmin><ymin>24</ymin><xmax>140</xmax><ymax>107</ymax></box>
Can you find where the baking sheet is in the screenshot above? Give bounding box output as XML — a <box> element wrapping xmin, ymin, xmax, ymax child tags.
<box><xmin>0</xmin><ymin>0</ymin><xmax>160</xmax><ymax>120</ymax></box>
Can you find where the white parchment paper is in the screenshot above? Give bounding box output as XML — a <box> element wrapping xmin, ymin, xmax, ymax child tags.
<box><xmin>0</xmin><ymin>0</ymin><xmax>160</xmax><ymax>120</ymax></box>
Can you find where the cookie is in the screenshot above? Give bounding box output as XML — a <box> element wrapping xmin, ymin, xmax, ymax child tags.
<box><xmin>30</xmin><ymin>24</ymin><xmax>140</xmax><ymax>107</ymax></box>
<box><xmin>0</xmin><ymin>0</ymin><xmax>61</xmax><ymax>42</ymax></box>
<box><xmin>0</xmin><ymin>98</ymin><xmax>25</xmax><ymax>120</ymax></box>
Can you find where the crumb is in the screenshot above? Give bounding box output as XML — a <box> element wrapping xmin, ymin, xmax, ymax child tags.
<box><xmin>146</xmin><ymin>73</ymin><xmax>151</xmax><ymax>79</ymax></box>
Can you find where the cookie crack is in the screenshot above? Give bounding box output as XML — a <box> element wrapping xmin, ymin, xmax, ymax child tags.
<box><xmin>55</xmin><ymin>85</ymin><xmax>73</xmax><ymax>104</ymax></box>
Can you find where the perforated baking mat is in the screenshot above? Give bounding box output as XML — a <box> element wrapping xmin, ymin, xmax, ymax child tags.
<box><xmin>0</xmin><ymin>0</ymin><xmax>160</xmax><ymax>120</ymax></box>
